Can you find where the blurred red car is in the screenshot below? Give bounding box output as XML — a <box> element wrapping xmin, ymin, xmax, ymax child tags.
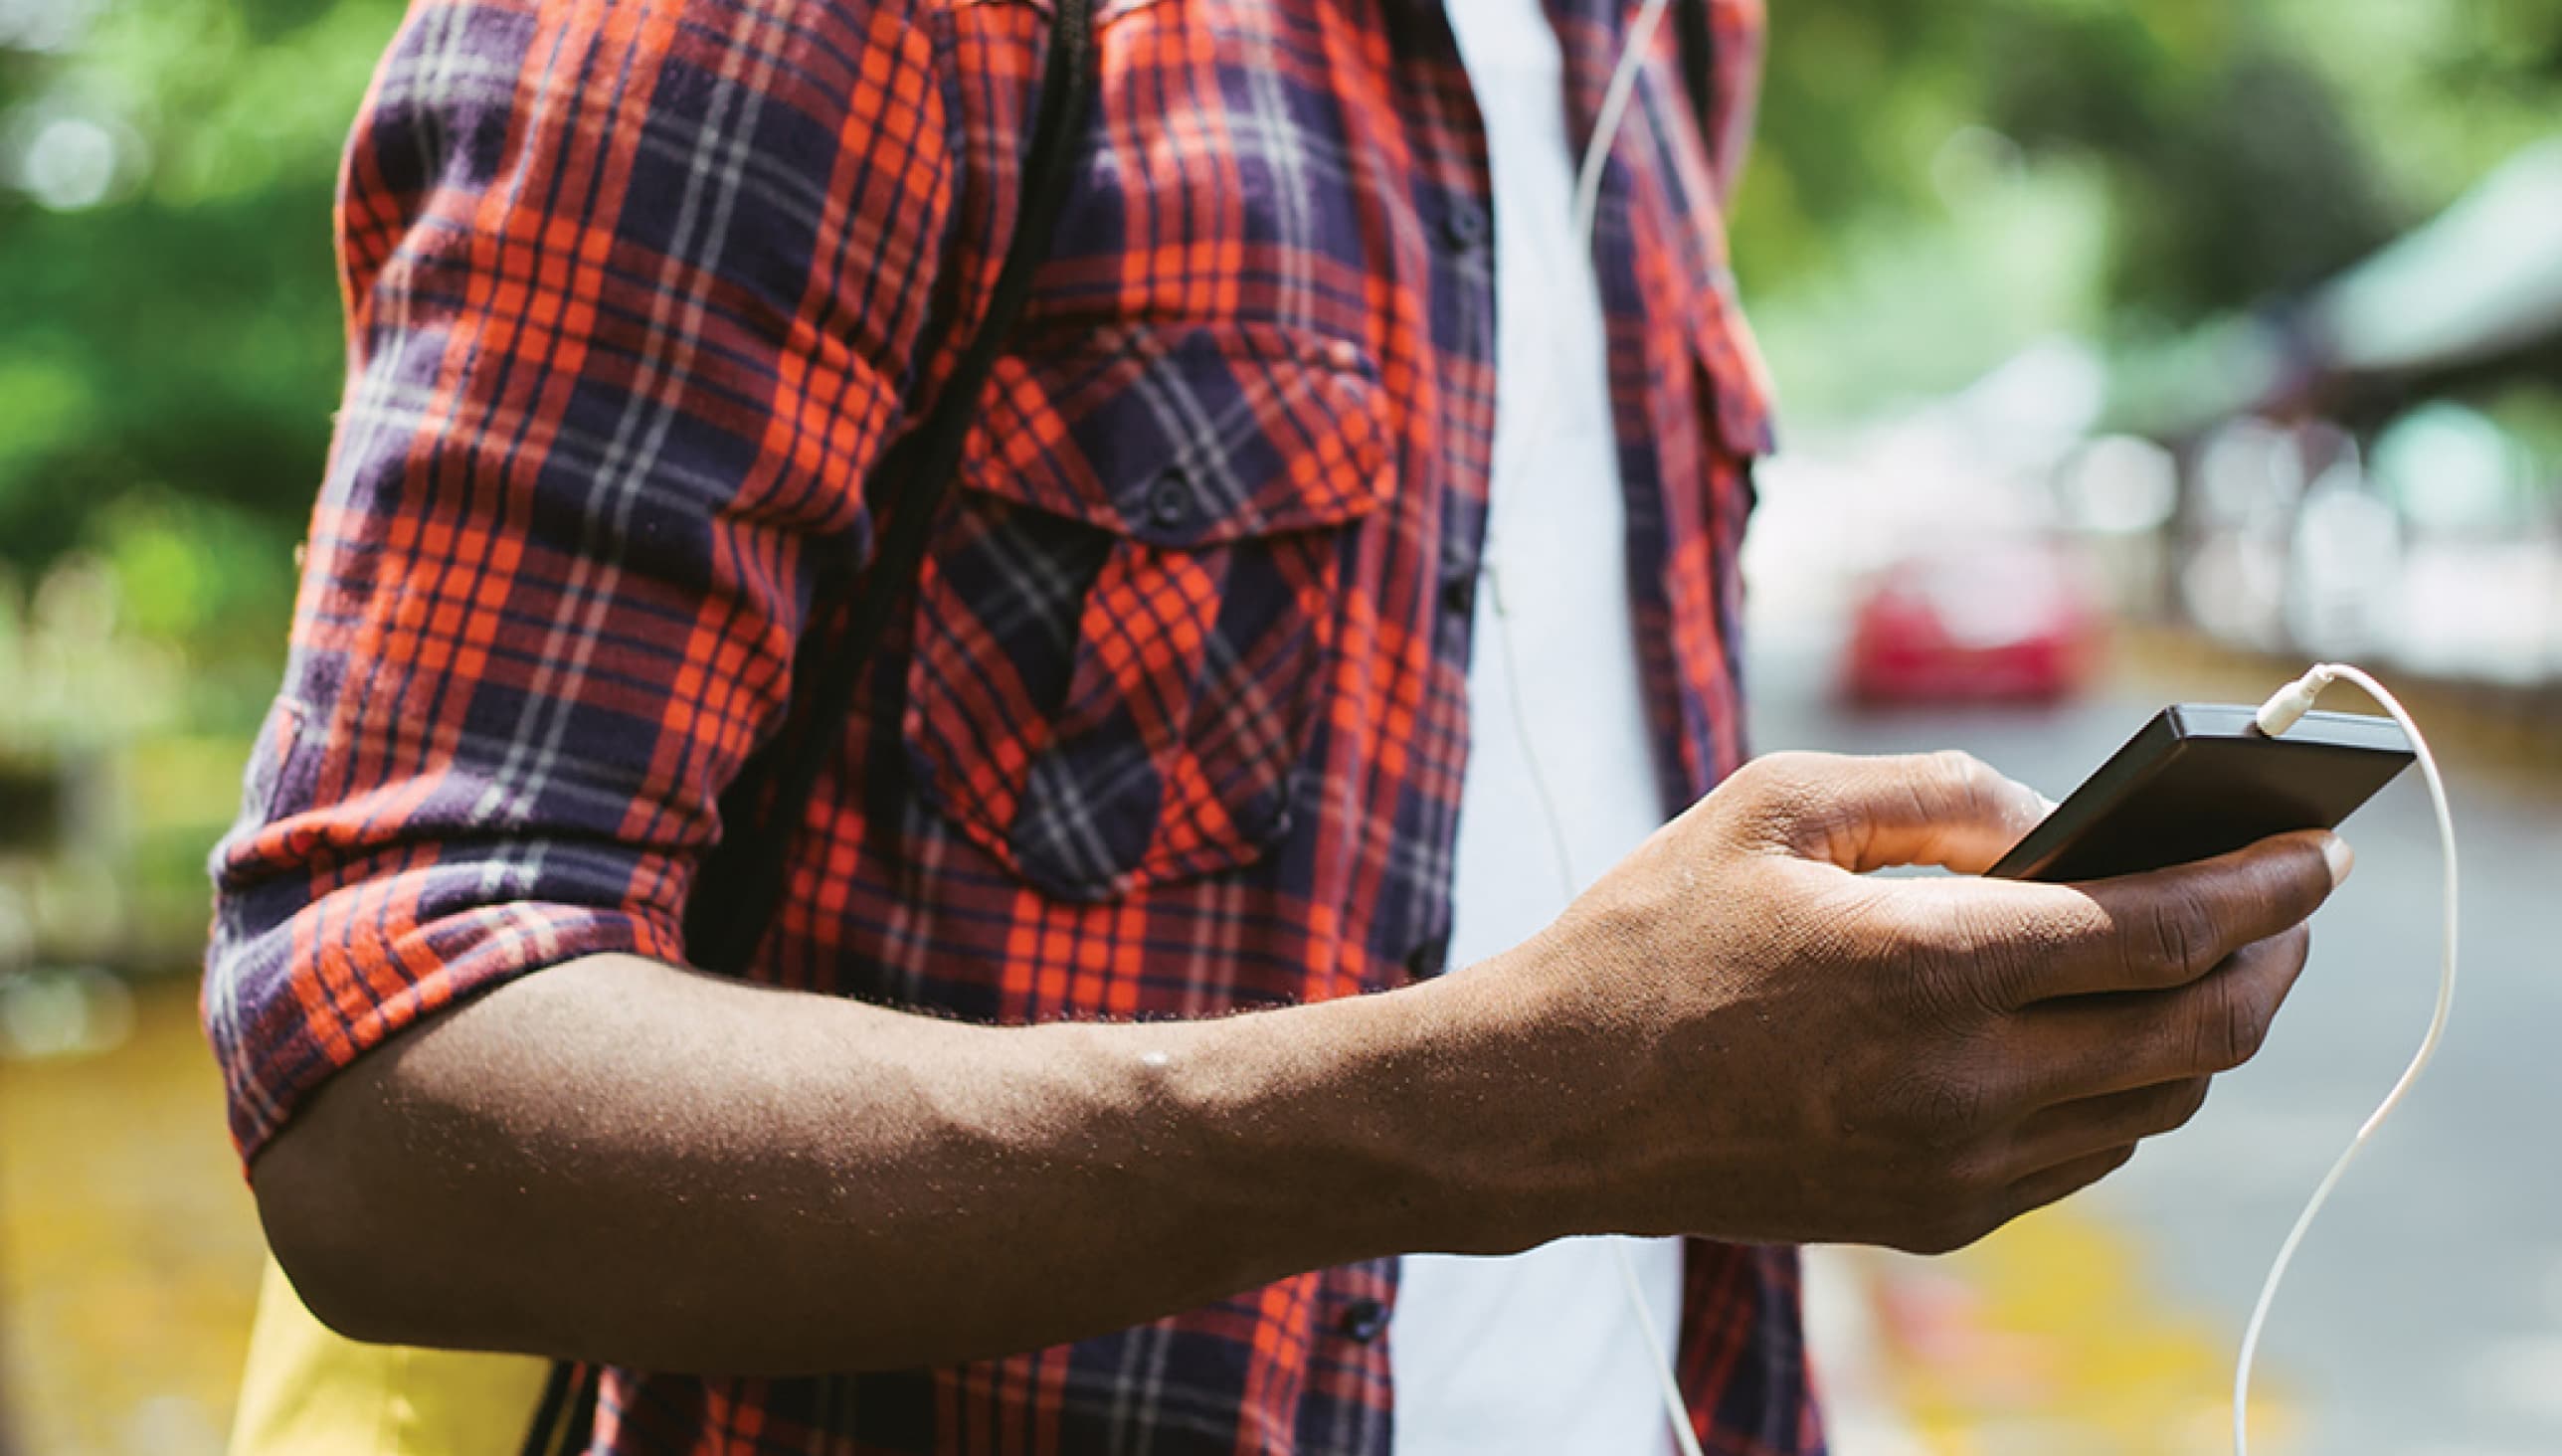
<box><xmin>1840</xmin><ymin>539</ymin><xmax>2106</xmax><ymax>705</ymax></box>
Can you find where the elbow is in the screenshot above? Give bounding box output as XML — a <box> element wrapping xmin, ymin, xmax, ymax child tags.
<box><xmin>249</xmin><ymin>1049</ymin><xmax>540</xmax><ymax>1354</ymax></box>
<box><xmin>250</xmin><ymin>1116</ymin><xmax>423</xmax><ymax>1347</ymax></box>
<box><xmin>248</xmin><ymin>1051</ymin><xmax>577</xmax><ymax>1361</ymax></box>
<box><xmin>242</xmin><ymin>971</ymin><xmax>626</xmax><ymax>1360</ymax></box>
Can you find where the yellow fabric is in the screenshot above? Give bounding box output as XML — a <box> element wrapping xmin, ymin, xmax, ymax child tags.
<box><xmin>230</xmin><ymin>1257</ymin><xmax>551</xmax><ymax>1454</ymax></box>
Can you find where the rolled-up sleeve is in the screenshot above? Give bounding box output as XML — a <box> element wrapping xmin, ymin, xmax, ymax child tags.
<box><xmin>205</xmin><ymin>0</ymin><xmax>959</xmax><ymax>1163</ymax></box>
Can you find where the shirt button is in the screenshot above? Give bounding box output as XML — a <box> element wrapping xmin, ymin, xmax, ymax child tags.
<box><xmin>1324</xmin><ymin>339</ymin><xmax>1365</xmax><ymax>372</ymax></box>
<box><xmin>1236</xmin><ymin>779</ymin><xmax>1293</xmax><ymax>841</ymax></box>
<box><xmin>1440</xmin><ymin>568</ymin><xmax>1476</xmax><ymax>619</ymax></box>
<box><xmin>1147</xmin><ymin>469</ymin><xmax>1190</xmax><ymax>528</ymax></box>
<box><xmin>1337</xmin><ymin>1297</ymin><xmax>1389</xmax><ymax>1344</ymax></box>
<box><xmin>1439</xmin><ymin>200</ymin><xmax>1489</xmax><ymax>253</ymax></box>
<box><xmin>1403</xmin><ymin>933</ymin><xmax>1448</xmax><ymax>981</ymax></box>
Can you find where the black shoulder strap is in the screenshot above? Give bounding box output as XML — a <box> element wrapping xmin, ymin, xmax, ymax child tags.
<box><xmin>1675</xmin><ymin>0</ymin><xmax>1719</xmax><ymax>157</ymax></box>
<box><xmin>678</xmin><ymin>0</ymin><xmax>1097</xmax><ymax>981</ymax></box>
<box><xmin>521</xmin><ymin>4</ymin><xmax>1095</xmax><ymax>1451</ymax></box>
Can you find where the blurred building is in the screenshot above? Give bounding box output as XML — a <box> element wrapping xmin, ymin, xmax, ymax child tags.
<box><xmin>2097</xmin><ymin>137</ymin><xmax>2562</xmax><ymax>687</ymax></box>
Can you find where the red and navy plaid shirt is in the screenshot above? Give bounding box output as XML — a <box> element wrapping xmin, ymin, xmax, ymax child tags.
<box><xmin>206</xmin><ymin>0</ymin><xmax>1814</xmax><ymax>1450</ymax></box>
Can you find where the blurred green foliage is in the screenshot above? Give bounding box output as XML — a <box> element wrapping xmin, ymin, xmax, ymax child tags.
<box><xmin>1</xmin><ymin>0</ymin><xmax>406</xmax><ymax>965</ymax></box>
<box><xmin>4</xmin><ymin>0</ymin><xmax>403</xmax><ymax>697</ymax></box>
<box><xmin>1733</xmin><ymin>0</ymin><xmax>2562</xmax><ymax>414</ymax></box>
<box><xmin>2</xmin><ymin>0</ymin><xmax>2560</xmax><ymax>673</ymax></box>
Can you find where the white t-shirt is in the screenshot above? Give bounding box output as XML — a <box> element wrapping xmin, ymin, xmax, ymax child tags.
<box><xmin>1388</xmin><ymin>3</ymin><xmax>1686</xmax><ymax>1454</ymax></box>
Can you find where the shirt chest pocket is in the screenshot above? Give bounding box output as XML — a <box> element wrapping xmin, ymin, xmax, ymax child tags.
<box><xmin>903</xmin><ymin>319</ymin><xmax>1391</xmax><ymax>901</ymax></box>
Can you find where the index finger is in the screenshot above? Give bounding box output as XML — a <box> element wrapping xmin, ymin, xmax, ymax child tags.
<box><xmin>1933</xmin><ymin>828</ymin><xmax>2351</xmax><ymax>1005</ymax></box>
<box><xmin>1743</xmin><ymin>749</ymin><xmax>2053</xmax><ymax>876</ymax></box>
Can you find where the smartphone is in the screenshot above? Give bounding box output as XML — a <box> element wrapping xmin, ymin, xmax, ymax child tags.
<box><xmin>1986</xmin><ymin>704</ymin><xmax>2415</xmax><ymax>883</ymax></box>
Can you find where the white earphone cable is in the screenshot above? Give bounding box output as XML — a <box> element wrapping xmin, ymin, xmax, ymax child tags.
<box><xmin>1536</xmin><ymin>13</ymin><xmax>2456</xmax><ymax>1449</ymax></box>
<box><xmin>1539</xmin><ymin>12</ymin><xmax>2460</xmax><ymax>1451</ymax></box>
<box><xmin>2234</xmin><ymin>663</ymin><xmax>2459</xmax><ymax>1454</ymax></box>
<box><xmin>1485</xmin><ymin>551</ymin><xmax>1707</xmax><ymax>1456</ymax></box>
<box><xmin>1483</xmin><ymin>2</ymin><xmax>1707</xmax><ymax>1453</ymax></box>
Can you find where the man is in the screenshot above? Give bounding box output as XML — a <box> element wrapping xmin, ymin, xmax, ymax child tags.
<box><xmin>206</xmin><ymin>0</ymin><xmax>2345</xmax><ymax>1451</ymax></box>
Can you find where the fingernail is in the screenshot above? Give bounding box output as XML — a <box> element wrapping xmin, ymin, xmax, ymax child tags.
<box><xmin>2322</xmin><ymin>834</ymin><xmax>2355</xmax><ymax>887</ymax></box>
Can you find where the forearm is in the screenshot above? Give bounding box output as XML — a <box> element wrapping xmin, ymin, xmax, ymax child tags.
<box><xmin>251</xmin><ymin>950</ymin><xmax>1560</xmax><ymax>1374</ymax></box>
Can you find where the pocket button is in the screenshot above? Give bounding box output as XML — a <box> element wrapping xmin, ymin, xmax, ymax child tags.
<box><xmin>1147</xmin><ymin>469</ymin><xmax>1190</xmax><ymax>529</ymax></box>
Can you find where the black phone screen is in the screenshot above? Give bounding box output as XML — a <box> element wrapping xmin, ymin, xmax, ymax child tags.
<box><xmin>1986</xmin><ymin>704</ymin><xmax>2414</xmax><ymax>883</ymax></box>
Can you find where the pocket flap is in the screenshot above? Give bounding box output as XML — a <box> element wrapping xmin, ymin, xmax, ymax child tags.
<box><xmin>962</xmin><ymin>320</ymin><xmax>1393</xmax><ymax>548</ymax></box>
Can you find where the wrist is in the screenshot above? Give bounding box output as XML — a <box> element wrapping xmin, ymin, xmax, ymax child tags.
<box><xmin>1157</xmin><ymin>951</ymin><xmax>1594</xmax><ymax>1261</ymax></box>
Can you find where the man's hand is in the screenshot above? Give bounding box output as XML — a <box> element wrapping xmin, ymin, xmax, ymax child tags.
<box><xmin>1462</xmin><ymin>749</ymin><xmax>2347</xmax><ymax>1255</ymax></box>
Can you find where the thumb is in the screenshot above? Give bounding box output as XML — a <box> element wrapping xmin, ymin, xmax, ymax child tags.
<box><xmin>1742</xmin><ymin>750</ymin><xmax>2050</xmax><ymax>875</ymax></box>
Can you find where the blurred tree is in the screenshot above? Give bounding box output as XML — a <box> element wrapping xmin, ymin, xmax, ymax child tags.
<box><xmin>1729</xmin><ymin>0</ymin><xmax>2562</xmax><ymax>419</ymax></box>
<box><xmin>1985</xmin><ymin>16</ymin><xmax>2401</xmax><ymax>322</ymax></box>
<box><xmin>0</xmin><ymin>0</ymin><xmax>402</xmax><ymax>619</ymax></box>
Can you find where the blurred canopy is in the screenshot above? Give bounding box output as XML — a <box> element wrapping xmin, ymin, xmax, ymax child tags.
<box><xmin>5</xmin><ymin>0</ymin><xmax>2561</xmax><ymax>668</ymax></box>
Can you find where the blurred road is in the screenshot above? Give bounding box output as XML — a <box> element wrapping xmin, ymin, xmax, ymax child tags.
<box><xmin>1754</xmin><ymin>626</ymin><xmax>2562</xmax><ymax>1455</ymax></box>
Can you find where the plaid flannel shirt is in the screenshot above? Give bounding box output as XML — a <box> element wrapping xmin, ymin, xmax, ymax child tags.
<box><xmin>205</xmin><ymin>0</ymin><xmax>1815</xmax><ymax>1449</ymax></box>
